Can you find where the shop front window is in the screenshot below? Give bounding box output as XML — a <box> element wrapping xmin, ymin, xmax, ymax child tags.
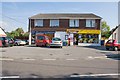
<box><xmin>78</xmin><ymin>34</ymin><xmax>99</xmax><ymax>43</ymax></box>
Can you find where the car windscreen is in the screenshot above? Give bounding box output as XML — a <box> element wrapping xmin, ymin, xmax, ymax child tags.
<box><xmin>107</xmin><ymin>40</ymin><xmax>115</xmax><ymax>43</ymax></box>
<box><xmin>37</xmin><ymin>36</ymin><xmax>44</xmax><ymax>40</ymax></box>
<box><xmin>0</xmin><ymin>37</ymin><xmax>6</xmax><ymax>40</ymax></box>
<box><xmin>52</xmin><ymin>38</ymin><xmax>61</xmax><ymax>41</ymax></box>
<box><xmin>16</xmin><ymin>39</ymin><xmax>22</xmax><ymax>41</ymax></box>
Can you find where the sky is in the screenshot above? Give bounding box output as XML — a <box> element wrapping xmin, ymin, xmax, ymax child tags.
<box><xmin>1</xmin><ymin>2</ymin><xmax>119</xmax><ymax>32</ymax></box>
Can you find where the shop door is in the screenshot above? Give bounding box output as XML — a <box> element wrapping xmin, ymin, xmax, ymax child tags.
<box><xmin>74</xmin><ymin>33</ymin><xmax>79</xmax><ymax>45</ymax></box>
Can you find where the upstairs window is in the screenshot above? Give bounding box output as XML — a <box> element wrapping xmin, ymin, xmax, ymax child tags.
<box><xmin>86</xmin><ymin>19</ymin><xmax>95</xmax><ymax>27</ymax></box>
<box><xmin>35</xmin><ymin>19</ymin><xmax>43</xmax><ymax>27</ymax></box>
<box><xmin>50</xmin><ymin>20</ymin><xmax>59</xmax><ymax>27</ymax></box>
<box><xmin>69</xmin><ymin>19</ymin><xmax>79</xmax><ymax>27</ymax></box>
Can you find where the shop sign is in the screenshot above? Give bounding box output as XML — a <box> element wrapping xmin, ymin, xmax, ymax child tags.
<box><xmin>36</xmin><ymin>31</ymin><xmax>55</xmax><ymax>34</ymax></box>
<box><xmin>67</xmin><ymin>29</ymin><xmax>100</xmax><ymax>34</ymax></box>
<box><xmin>78</xmin><ymin>30</ymin><xmax>100</xmax><ymax>34</ymax></box>
<box><xmin>66</xmin><ymin>29</ymin><xmax>79</xmax><ymax>33</ymax></box>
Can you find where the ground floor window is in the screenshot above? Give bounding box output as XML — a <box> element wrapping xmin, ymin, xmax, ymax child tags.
<box><xmin>78</xmin><ymin>34</ymin><xmax>99</xmax><ymax>43</ymax></box>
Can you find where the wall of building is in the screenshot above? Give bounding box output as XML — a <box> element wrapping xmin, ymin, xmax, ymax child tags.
<box><xmin>29</xmin><ymin>19</ymin><xmax>101</xmax><ymax>32</ymax></box>
<box><xmin>0</xmin><ymin>28</ymin><xmax>6</xmax><ymax>37</ymax></box>
<box><xmin>54</xmin><ymin>31</ymin><xmax>67</xmax><ymax>41</ymax></box>
<box><xmin>117</xmin><ymin>26</ymin><xmax>120</xmax><ymax>42</ymax></box>
<box><xmin>109</xmin><ymin>26</ymin><xmax>120</xmax><ymax>43</ymax></box>
<box><xmin>54</xmin><ymin>32</ymin><xmax>74</xmax><ymax>46</ymax></box>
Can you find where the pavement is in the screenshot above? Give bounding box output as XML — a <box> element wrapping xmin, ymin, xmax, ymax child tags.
<box><xmin>0</xmin><ymin>45</ymin><xmax>119</xmax><ymax>78</ymax></box>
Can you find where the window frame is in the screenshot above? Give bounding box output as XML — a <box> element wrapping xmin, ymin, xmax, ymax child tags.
<box><xmin>35</xmin><ymin>19</ymin><xmax>43</xmax><ymax>27</ymax></box>
<box><xmin>50</xmin><ymin>19</ymin><xmax>59</xmax><ymax>27</ymax></box>
<box><xmin>86</xmin><ymin>19</ymin><xmax>95</xmax><ymax>27</ymax></box>
<box><xmin>69</xmin><ymin>19</ymin><xmax>79</xmax><ymax>27</ymax></box>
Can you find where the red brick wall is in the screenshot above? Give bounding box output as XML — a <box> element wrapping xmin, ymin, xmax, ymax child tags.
<box><xmin>43</xmin><ymin>19</ymin><xmax>50</xmax><ymax>28</ymax></box>
<box><xmin>30</xmin><ymin>19</ymin><xmax>101</xmax><ymax>31</ymax></box>
<box><xmin>59</xmin><ymin>19</ymin><xmax>69</xmax><ymax>28</ymax></box>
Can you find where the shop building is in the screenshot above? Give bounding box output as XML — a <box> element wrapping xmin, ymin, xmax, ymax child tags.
<box><xmin>28</xmin><ymin>13</ymin><xmax>102</xmax><ymax>46</ymax></box>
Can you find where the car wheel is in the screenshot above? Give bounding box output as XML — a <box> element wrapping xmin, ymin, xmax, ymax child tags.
<box><xmin>45</xmin><ymin>43</ymin><xmax>49</xmax><ymax>47</ymax></box>
<box><xmin>60</xmin><ymin>46</ymin><xmax>62</xmax><ymax>48</ymax></box>
<box><xmin>36</xmin><ymin>45</ymin><xmax>39</xmax><ymax>47</ymax></box>
<box><xmin>15</xmin><ymin>43</ymin><xmax>18</xmax><ymax>46</ymax></box>
<box><xmin>44</xmin><ymin>44</ymin><xmax>47</xmax><ymax>47</ymax></box>
<box><xmin>114</xmin><ymin>47</ymin><xmax>118</xmax><ymax>51</ymax></box>
<box><xmin>106</xmin><ymin>47</ymin><xmax>109</xmax><ymax>50</ymax></box>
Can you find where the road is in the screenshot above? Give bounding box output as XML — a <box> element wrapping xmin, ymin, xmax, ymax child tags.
<box><xmin>0</xmin><ymin>46</ymin><xmax>119</xmax><ymax>78</ymax></box>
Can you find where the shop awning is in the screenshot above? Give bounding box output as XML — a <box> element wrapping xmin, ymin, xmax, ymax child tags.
<box><xmin>67</xmin><ymin>29</ymin><xmax>100</xmax><ymax>34</ymax></box>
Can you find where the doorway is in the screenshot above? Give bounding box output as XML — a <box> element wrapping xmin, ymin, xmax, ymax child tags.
<box><xmin>74</xmin><ymin>33</ymin><xmax>79</xmax><ymax>45</ymax></box>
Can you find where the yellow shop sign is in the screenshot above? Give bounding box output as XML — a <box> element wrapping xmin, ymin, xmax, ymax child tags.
<box><xmin>78</xmin><ymin>30</ymin><xmax>100</xmax><ymax>34</ymax></box>
<box><xmin>67</xmin><ymin>29</ymin><xmax>100</xmax><ymax>34</ymax></box>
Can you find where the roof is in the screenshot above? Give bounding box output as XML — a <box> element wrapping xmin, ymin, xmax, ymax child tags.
<box><xmin>29</xmin><ymin>13</ymin><xmax>102</xmax><ymax>19</ymax></box>
<box><xmin>111</xmin><ymin>24</ymin><xmax>120</xmax><ymax>34</ymax></box>
<box><xmin>0</xmin><ymin>27</ymin><xmax>7</xmax><ymax>37</ymax></box>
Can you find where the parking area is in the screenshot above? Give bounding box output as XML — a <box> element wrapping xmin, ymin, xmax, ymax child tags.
<box><xmin>1</xmin><ymin>45</ymin><xmax>118</xmax><ymax>60</ymax></box>
<box><xmin>0</xmin><ymin>46</ymin><xmax>119</xmax><ymax>78</ymax></box>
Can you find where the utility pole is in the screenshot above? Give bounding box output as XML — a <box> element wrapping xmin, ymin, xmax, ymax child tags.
<box><xmin>29</xmin><ymin>19</ymin><xmax>31</xmax><ymax>45</ymax></box>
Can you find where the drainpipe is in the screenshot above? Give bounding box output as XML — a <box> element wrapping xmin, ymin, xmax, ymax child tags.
<box><xmin>29</xmin><ymin>19</ymin><xmax>31</xmax><ymax>45</ymax></box>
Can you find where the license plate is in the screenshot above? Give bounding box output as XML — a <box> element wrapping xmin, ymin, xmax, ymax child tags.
<box><xmin>39</xmin><ymin>40</ymin><xmax>43</xmax><ymax>42</ymax></box>
<box><xmin>54</xmin><ymin>42</ymin><xmax>58</xmax><ymax>43</ymax></box>
<box><xmin>106</xmin><ymin>44</ymin><xmax>110</xmax><ymax>46</ymax></box>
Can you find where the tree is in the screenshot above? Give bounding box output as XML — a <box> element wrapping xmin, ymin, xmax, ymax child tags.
<box><xmin>101</xmin><ymin>21</ymin><xmax>111</xmax><ymax>38</ymax></box>
<box><xmin>11</xmin><ymin>31</ymin><xmax>19</xmax><ymax>38</ymax></box>
<box><xmin>15</xmin><ymin>28</ymin><xmax>24</xmax><ymax>36</ymax></box>
<box><xmin>23</xmin><ymin>32</ymin><xmax>29</xmax><ymax>37</ymax></box>
<box><xmin>6</xmin><ymin>28</ymin><xmax>24</xmax><ymax>38</ymax></box>
<box><xmin>6</xmin><ymin>32</ymin><xmax>12</xmax><ymax>38</ymax></box>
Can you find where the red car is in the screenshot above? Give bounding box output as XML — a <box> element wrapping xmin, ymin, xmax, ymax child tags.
<box><xmin>0</xmin><ymin>37</ymin><xmax>9</xmax><ymax>47</ymax></box>
<box><xmin>35</xmin><ymin>34</ymin><xmax>51</xmax><ymax>47</ymax></box>
<box><xmin>105</xmin><ymin>39</ymin><xmax>120</xmax><ymax>51</ymax></box>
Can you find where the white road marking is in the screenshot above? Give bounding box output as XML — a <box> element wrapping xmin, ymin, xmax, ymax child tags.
<box><xmin>88</xmin><ymin>56</ymin><xmax>94</xmax><ymax>59</ymax></box>
<box><xmin>48</xmin><ymin>49</ymin><xmax>62</xmax><ymax>51</ymax></box>
<box><xmin>86</xmin><ymin>56</ymin><xmax>108</xmax><ymax>60</ymax></box>
<box><xmin>86</xmin><ymin>56</ymin><xmax>94</xmax><ymax>60</ymax></box>
<box><xmin>94</xmin><ymin>56</ymin><xmax>108</xmax><ymax>59</ymax></box>
<box><xmin>22</xmin><ymin>58</ymin><xmax>35</xmax><ymax>61</ymax></box>
<box><xmin>0</xmin><ymin>76</ymin><xmax>20</xmax><ymax>78</ymax></box>
<box><xmin>66</xmin><ymin>59</ymin><xmax>77</xmax><ymax>60</ymax></box>
<box><xmin>43</xmin><ymin>59</ymin><xmax>56</xmax><ymax>61</ymax></box>
<box><xmin>70</xmin><ymin>73</ymin><xmax>120</xmax><ymax>77</ymax></box>
<box><xmin>0</xmin><ymin>58</ymin><xmax>14</xmax><ymax>61</ymax></box>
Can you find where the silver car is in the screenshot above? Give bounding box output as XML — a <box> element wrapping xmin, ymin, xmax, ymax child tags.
<box><xmin>50</xmin><ymin>37</ymin><xmax>62</xmax><ymax>48</ymax></box>
<box><xmin>14</xmin><ymin>39</ymin><xmax>26</xmax><ymax>46</ymax></box>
